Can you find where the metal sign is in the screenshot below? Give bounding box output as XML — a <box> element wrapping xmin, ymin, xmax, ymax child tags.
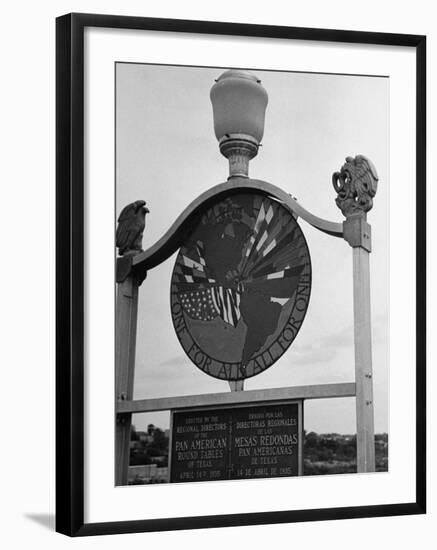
<box><xmin>170</xmin><ymin>402</ymin><xmax>302</xmax><ymax>483</ymax></box>
<box><xmin>170</xmin><ymin>193</ymin><xmax>312</xmax><ymax>380</ymax></box>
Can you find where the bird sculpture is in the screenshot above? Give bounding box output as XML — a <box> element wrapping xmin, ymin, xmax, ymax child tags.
<box><xmin>116</xmin><ymin>200</ymin><xmax>149</xmax><ymax>256</ymax></box>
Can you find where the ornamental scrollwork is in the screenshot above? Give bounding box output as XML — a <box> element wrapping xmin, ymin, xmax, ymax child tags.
<box><xmin>332</xmin><ymin>155</ymin><xmax>379</xmax><ymax>218</ymax></box>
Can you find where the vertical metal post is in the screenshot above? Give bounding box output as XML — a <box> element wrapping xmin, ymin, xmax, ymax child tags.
<box><xmin>168</xmin><ymin>410</ymin><xmax>174</xmax><ymax>483</ymax></box>
<box><xmin>115</xmin><ymin>272</ymin><xmax>139</xmax><ymax>485</ymax></box>
<box><xmin>298</xmin><ymin>399</ymin><xmax>304</xmax><ymax>476</ymax></box>
<box><xmin>352</xmin><ymin>246</ymin><xmax>376</xmax><ymax>472</ymax></box>
<box><xmin>228</xmin><ymin>380</ymin><xmax>244</xmax><ymax>392</ymax></box>
<box><xmin>344</xmin><ymin>215</ymin><xmax>376</xmax><ymax>472</ymax></box>
<box><xmin>333</xmin><ymin>155</ymin><xmax>379</xmax><ymax>473</ymax></box>
<box><xmin>114</xmin><ymin>200</ymin><xmax>148</xmax><ymax>485</ymax></box>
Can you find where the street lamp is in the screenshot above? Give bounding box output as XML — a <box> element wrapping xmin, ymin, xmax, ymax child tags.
<box><xmin>210</xmin><ymin>69</ymin><xmax>268</xmax><ymax>178</ymax></box>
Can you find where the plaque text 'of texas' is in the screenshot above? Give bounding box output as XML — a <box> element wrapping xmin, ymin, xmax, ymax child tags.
<box><xmin>171</xmin><ymin>193</ymin><xmax>312</xmax><ymax>380</ymax></box>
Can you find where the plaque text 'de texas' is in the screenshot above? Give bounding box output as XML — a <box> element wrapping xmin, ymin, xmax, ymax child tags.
<box><xmin>170</xmin><ymin>403</ymin><xmax>301</xmax><ymax>483</ymax></box>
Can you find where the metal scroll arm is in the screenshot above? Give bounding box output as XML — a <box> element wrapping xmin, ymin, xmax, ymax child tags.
<box><xmin>128</xmin><ymin>177</ymin><xmax>344</xmax><ymax>282</ymax></box>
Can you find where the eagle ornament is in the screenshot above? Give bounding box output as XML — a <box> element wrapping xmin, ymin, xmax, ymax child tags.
<box><xmin>332</xmin><ymin>155</ymin><xmax>379</xmax><ymax>217</ymax></box>
<box><xmin>116</xmin><ymin>200</ymin><xmax>149</xmax><ymax>256</ymax></box>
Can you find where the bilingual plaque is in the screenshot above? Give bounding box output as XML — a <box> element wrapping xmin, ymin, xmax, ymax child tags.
<box><xmin>170</xmin><ymin>402</ymin><xmax>302</xmax><ymax>483</ymax></box>
<box><xmin>170</xmin><ymin>193</ymin><xmax>312</xmax><ymax>381</ymax></box>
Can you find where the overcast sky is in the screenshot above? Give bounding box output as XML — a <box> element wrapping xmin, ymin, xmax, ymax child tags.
<box><xmin>116</xmin><ymin>62</ymin><xmax>389</xmax><ymax>435</ymax></box>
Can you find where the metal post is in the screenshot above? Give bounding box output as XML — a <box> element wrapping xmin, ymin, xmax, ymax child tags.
<box><xmin>298</xmin><ymin>399</ymin><xmax>304</xmax><ymax>476</ymax></box>
<box><xmin>333</xmin><ymin>155</ymin><xmax>379</xmax><ymax>473</ymax></box>
<box><xmin>228</xmin><ymin>380</ymin><xmax>244</xmax><ymax>392</ymax></box>
<box><xmin>115</xmin><ymin>273</ymin><xmax>139</xmax><ymax>485</ymax></box>
<box><xmin>114</xmin><ymin>200</ymin><xmax>148</xmax><ymax>485</ymax></box>
<box><xmin>349</xmin><ymin>224</ymin><xmax>376</xmax><ymax>472</ymax></box>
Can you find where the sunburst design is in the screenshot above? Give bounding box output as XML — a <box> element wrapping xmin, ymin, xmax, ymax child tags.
<box><xmin>172</xmin><ymin>196</ymin><xmax>307</xmax><ymax>328</ymax></box>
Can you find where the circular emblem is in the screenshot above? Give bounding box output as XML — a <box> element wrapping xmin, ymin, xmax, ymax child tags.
<box><xmin>170</xmin><ymin>193</ymin><xmax>311</xmax><ymax>380</ymax></box>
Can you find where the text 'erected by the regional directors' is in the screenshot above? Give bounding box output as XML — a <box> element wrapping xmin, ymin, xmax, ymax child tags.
<box><xmin>170</xmin><ymin>403</ymin><xmax>300</xmax><ymax>483</ymax></box>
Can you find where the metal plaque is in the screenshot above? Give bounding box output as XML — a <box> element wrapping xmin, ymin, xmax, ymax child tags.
<box><xmin>170</xmin><ymin>193</ymin><xmax>311</xmax><ymax>380</ymax></box>
<box><xmin>170</xmin><ymin>402</ymin><xmax>302</xmax><ymax>483</ymax></box>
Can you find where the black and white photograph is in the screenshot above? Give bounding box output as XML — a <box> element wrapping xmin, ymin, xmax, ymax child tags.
<box><xmin>1</xmin><ymin>0</ymin><xmax>432</xmax><ymax>546</ymax></box>
<box><xmin>52</xmin><ymin>11</ymin><xmax>426</xmax><ymax>538</ymax></box>
<box><xmin>115</xmin><ymin>63</ymin><xmax>389</xmax><ymax>486</ymax></box>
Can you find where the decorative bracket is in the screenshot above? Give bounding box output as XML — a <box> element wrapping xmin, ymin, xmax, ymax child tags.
<box><xmin>116</xmin><ymin>255</ymin><xmax>147</xmax><ymax>286</ymax></box>
<box><xmin>116</xmin><ymin>255</ymin><xmax>133</xmax><ymax>283</ymax></box>
<box><xmin>342</xmin><ymin>216</ymin><xmax>372</xmax><ymax>252</ymax></box>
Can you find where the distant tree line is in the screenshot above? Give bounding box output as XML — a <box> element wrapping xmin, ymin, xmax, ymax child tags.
<box><xmin>304</xmin><ymin>432</ymin><xmax>388</xmax><ymax>475</ymax></box>
<box><xmin>129</xmin><ymin>425</ymin><xmax>388</xmax><ymax>475</ymax></box>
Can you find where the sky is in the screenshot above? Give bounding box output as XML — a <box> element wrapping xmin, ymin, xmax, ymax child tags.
<box><xmin>116</xmin><ymin>62</ymin><xmax>389</xmax><ymax>435</ymax></box>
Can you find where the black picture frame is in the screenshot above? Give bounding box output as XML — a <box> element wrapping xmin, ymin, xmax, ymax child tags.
<box><xmin>56</xmin><ymin>12</ymin><xmax>426</xmax><ymax>537</ymax></box>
